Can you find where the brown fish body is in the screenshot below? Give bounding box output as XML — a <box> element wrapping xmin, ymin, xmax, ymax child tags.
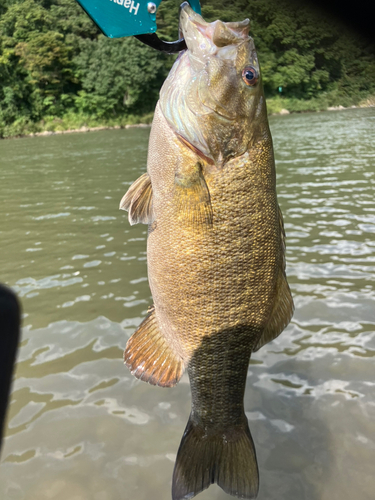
<box><xmin>121</xmin><ymin>5</ymin><xmax>293</xmax><ymax>500</ymax></box>
<box><xmin>147</xmin><ymin>103</ymin><xmax>280</xmax><ymax>360</ymax></box>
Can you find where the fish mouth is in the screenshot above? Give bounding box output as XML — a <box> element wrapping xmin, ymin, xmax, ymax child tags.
<box><xmin>180</xmin><ymin>3</ymin><xmax>250</xmax><ymax>53</ymax></box>
<box><xmin>178</xmin><ymin>4</ymin><xmax>251</xmax><ymax>122</ymax></box>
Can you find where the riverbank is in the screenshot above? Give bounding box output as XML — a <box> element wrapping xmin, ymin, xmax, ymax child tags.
<box><xmin>0</xmin><ymin>112</ymin><xmax>155</xmax><ymax>140</ymax></box>
<box><xmin>27</xmin><ymin>122</ymin><xmax>152</xmax><ymax>138</ymax></box>
<box><xmin>266</xmin><ymin>93</ymin><xmax>375</xmax><ymax>115</ymax></box>
<box><xmin>1</xmin><ymin>94</ymin><xmax>374</xmax><ymax>140</ymax></box>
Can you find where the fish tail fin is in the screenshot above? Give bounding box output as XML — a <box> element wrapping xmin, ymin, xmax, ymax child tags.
<box><xmin>172</xmin><ymin>415</ymin><xmax>259</xmax><ymax>500</ymax></box>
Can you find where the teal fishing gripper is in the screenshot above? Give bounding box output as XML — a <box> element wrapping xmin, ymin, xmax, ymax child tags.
<box><xmin>75</xmin><ymin>0</ymin><xmax>201</xmax><ymax>39</ymax></box>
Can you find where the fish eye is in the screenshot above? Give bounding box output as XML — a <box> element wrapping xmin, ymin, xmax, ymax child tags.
<box><xmin>242</xmin><ymin>66</ymin><xmax>258</xmax><ymax>86</ymax></box>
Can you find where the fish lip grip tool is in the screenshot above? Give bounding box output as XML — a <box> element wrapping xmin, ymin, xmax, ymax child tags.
<box><xmin>75</xmin><ymin>0</ymin><xmax>201</xmax><ymax>53</ymax></box>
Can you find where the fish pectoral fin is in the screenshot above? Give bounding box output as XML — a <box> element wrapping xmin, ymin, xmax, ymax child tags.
<box><xmin>119</xmin><ymin>172</ymin><xmax>154</xmax><ymax>225</ymax></box>
<box><xmin>174</xmin><ymin>161</ymin><xmax>213</xmax><ymax>229</ymax></box>
<box><xmin>124</xmin><ymin>306</ymin><xmax>184</xmax><ymax>387</ymax></box>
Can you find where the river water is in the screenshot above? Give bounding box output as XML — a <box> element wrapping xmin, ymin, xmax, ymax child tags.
<box><xmin>0</xmin><ymin>107</ymin><xmax>374</xmax><ymax>500</ymax></box>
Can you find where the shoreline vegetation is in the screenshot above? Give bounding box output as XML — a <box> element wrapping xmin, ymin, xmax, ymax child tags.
<box><xmin>1</xmin><ymin>0</ymin><xmax>374</xmax><ymax>140</ymax></box>
<box><xmin>2</xmin><ymin>94</ymin><xmax>374</xmax><ymax>140</ymax></box>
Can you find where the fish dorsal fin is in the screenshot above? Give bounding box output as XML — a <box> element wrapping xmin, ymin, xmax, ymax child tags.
<box><xmin>124</xmin><ymin>306</ymin><xmax>185</xmax><ymax>387</ymax></box>
<box><xmin>253</xmin><ymin>206</ymin><xmax>294</xmax><ymax>352</ymax></box>
<box><xmin>174</xmin><ymin>161</ymin><xmax>213</xmax><ymax>229</ymax></box>
<box><xmin>120</xmin><ymin>172</ymin><xmax>154</xmax><ymax>225</ymax></box>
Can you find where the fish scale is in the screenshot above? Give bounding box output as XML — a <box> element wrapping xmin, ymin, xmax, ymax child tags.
<box><xmin>121</xmin><ymin>4</ymin><xmax>293</xmax><ymax>499</ymax></box>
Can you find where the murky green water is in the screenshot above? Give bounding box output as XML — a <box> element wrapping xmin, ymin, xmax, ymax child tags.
<box><xmin>1</xmin><ymin>108</ymin><xmax>374</xmax><ymax>500</ymax></box>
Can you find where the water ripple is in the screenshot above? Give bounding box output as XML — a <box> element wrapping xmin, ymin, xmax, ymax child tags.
<box><xmin>1</xmin><ymin>108</ymin><xmax>375</xmax><ymax>500</ymax></box>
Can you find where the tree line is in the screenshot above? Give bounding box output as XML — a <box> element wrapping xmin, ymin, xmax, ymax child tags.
<box><xmin>0</xmin><ymin>0</ymin><xmax>374</xmax><ymax>137</ymax></box>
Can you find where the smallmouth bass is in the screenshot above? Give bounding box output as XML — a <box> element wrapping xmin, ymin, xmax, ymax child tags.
<box><xmin>120</xmin><ymin>4</ymin><xmax>294</xmax><ymax>499</ymax></box>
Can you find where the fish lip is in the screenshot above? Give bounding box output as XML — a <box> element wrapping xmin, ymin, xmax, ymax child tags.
<box><xmin>179</xmin><ymin>4</ymin><xmax>211</xmax><ymax>50</ymax></box>
<box><xmin>180</xmin><ymin>3</ymin><xmax>208</xmax><ymax>30</ymax></box>
<box><xmin>180</xmin><ymin>3</ymin><xmax>250</xmax><ymax>49</ymax></box>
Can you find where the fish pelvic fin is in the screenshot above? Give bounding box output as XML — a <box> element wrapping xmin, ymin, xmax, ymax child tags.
<box><xmin>120</xmin><ymin>172</ymin><xmax>154</xmax><ymax>225</ymax></box>
<box><xmin>172</xmin><ymin>416</ymin><xmax>259</xmax><ymax>500</ymax></box>
<box><xmin>124</xmin><ymin>306</ymin><xmax>184</xmax><ymax>387</ymax></box>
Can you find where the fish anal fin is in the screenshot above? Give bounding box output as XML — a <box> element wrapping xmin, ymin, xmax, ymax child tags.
<box><xmin>174</xmin><ymin>161</ymin><xmax>213</xmax><ymax>230</ymax></box>
<box><xmin>120</xmin><ymin>172</ymin><xmax>154</xmax><ymax>225</ymax></box>
<box><xmin>172</xmin><ymin>416</ymin><xmax>259</xmax><ymax>500</ymax></box>
<box><xmin>124</xmin><ymin>306</ymin><xmax>184</xmax><ymax>387</ymax></box>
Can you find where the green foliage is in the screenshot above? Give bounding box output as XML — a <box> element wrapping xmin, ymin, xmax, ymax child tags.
<box><xmin>0</xmin><ymin>0</ymin><xmax>374</xmax><ymax>137</ymax></box>
<box><xmin>73</xmin><ymin>36</ymin><xmax>166</xmax><ymax>117</ymax></box>
<box><xmin>244</xmin><ymin>0</ymin><xmax>375</xmax><ymax>99</ymax></box>
<box><xmin>0</xmin><ymin>0</ymin><xmax>79</xmax><ymax>123</ymax></box>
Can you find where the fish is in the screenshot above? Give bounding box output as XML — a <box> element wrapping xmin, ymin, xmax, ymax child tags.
<box><xmin>120</xmin><ymin>3</ymin><xmax>294</xmax><ymax>500</ymax></box>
